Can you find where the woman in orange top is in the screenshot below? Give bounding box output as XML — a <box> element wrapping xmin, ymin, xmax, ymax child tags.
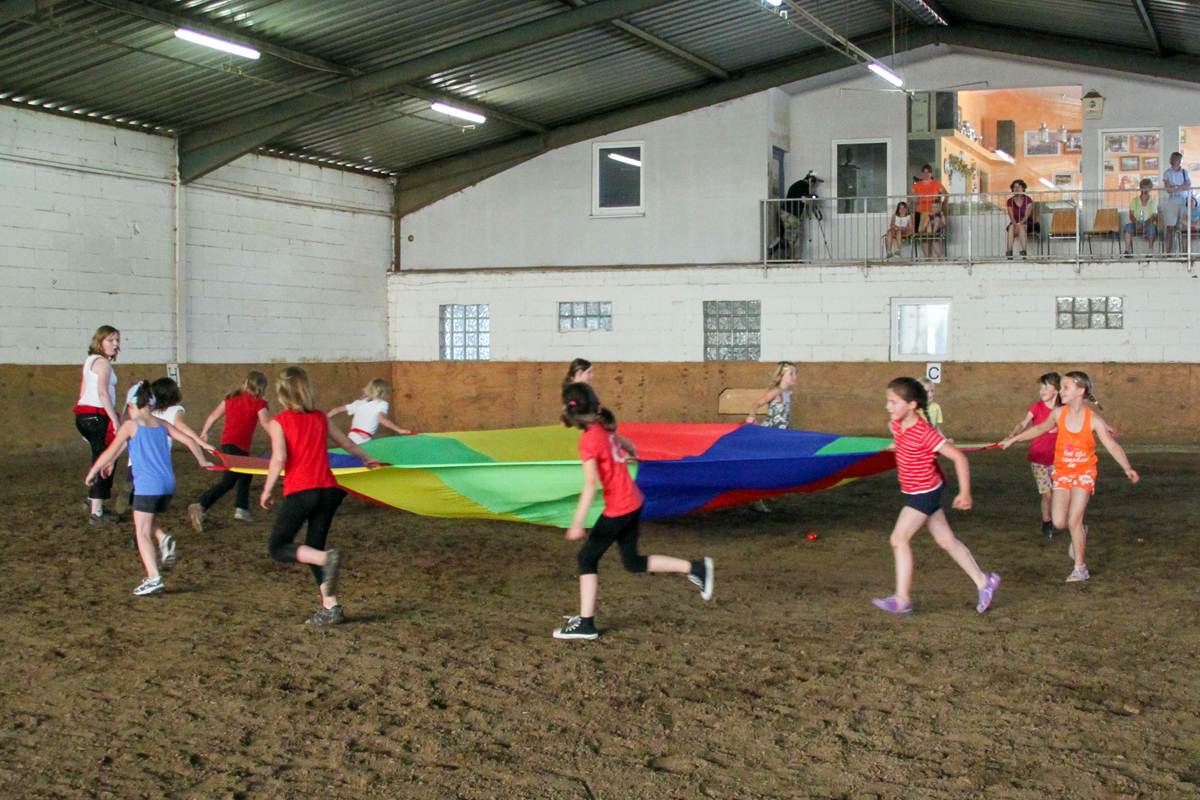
<box><xmin>1001</xmin><ymin>371</ymin><xmax>1138</xmax><ymax>582</ymax></box>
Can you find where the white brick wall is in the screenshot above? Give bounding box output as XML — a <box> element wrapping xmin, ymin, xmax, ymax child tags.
<box><xmin>184</xmin><ymin>154</ymin><xmax>393</xmax><ymax>363</ymax></box>
<box><xmin>388</xmin><ymin>261</ymin><xmax>1200</xmax><ymax>363</ymax></box>
<box><xmin>0</xmin><ymin>106</ymin><xmax>394</xmax><ymax>365</ymax></box>
<box><xmin>0</xmin><ymin>107</ymin><xmax>177</xmax><ymax>364</ymax></box>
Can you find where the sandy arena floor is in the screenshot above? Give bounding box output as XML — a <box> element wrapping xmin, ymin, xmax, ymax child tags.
<box><xmin>2</xmin><ymin>447</ymin><xmax>1199</xmax><ymax>799</ymax></box>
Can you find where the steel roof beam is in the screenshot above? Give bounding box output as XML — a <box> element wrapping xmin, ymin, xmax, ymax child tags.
<box><xmin>560</xmin><ymin>0</ymin><xmax>728</xmax><ymax>79</ymax></box>
<box><xmin>178</xmin><ymin>0</ymin><xmax>679</xmax><ymax>183</ymax></box>
<box><xmin>396</xmin><ymin>22</ymin><xmax>1200</xmax><ymax>215</ymax></box>
<box><xmin>0</xmin><ymin>0</ymin><xmax>62</xmax><ymax>25</ymax></box>
<box><xmin>1129</xmin><ymin>0</ymin><xmax>1163</xmax><ymax>55</ymax></box>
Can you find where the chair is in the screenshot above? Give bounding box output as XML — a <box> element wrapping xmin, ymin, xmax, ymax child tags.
<box><xmin>911</xmin><ymin>222</ymin><xmax>947</xmax><ymax>259</ymax></box>
<box><xmin>1085</xmin><ymin>208</ymin><xmax>1120</xmax><ymax>255</ymax></box>
<box><xmin>1047</xmin><ymin>209</ymin><xmax>1078</xmax><ymax>254</ymax></box>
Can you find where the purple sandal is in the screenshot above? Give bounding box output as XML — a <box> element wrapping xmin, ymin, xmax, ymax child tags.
<box><xmin>872</xmin><ymin>595</ymin><xmax>913</xmax><ymax>614</ymax></box>
<box><xmin>976</xmin><ymin>573</ymin><xmax>1000</xmax><ymax>613</ymax></box>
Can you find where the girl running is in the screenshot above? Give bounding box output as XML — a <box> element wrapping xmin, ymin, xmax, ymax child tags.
<box><xmin>151</xmin><ymin>377</ymin><xmax>207</xmax><ymax>449</ymax></box>
<box><xmin>554</xmin><ymin>382</ymin><xmax>713</xmax><ymax>640</ymax></box>
<box><xmin>260</xmin><ymin>367</ymin><xmax>381</xmax><ymax>626</ymax></box>
<box><xmin>1000</xmin><ymin>371</ymin><xmax>1138</xmax><ymax>582</ymax></box>
<box><xmin>190</xmin><ymin>371</ymin><xmax>272</xmax><ymax>530</ymax></box>
<box><xmin>873</xmin><ymin>377</ymin><xmax>999</xmax><ymax>614</ymax></box>
<box><xmin>85</xmin><ymin>381</ymin><xmax>215</xmax><ymax>596</ymax></box>
<box><xmin>327</xmin><ymin>378</ymin><xmax>409</xmax><ymax>444</ymax></box>
<box><xmin>74</xmin><ymin>325</ymin><xmax>121</xmax><ymax>523</ymax></box>
<box><xmin>1006</xmin><ymin>372</ymin><xmax>1061</xmax><ymax>538</ymax></box>
<box><xmin>563</xmin><ymin>358</ymin><xmax>594</xmax><ymax>390</ymax></box>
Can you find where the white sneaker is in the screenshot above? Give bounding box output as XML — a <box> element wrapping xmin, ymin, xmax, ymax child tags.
<box><xmin>688</xmin><ymin>557</ymin><xmax>715</xmax><ymax>601</ymax></box>
<box><xmin>234</xmin><ymin>508</ymin><xmax>252</xmax><ymax>523</ymax></box>
<box><xmin>158</xmin><ymin>534</ymin><xmax>177</xmax><ymax>572</ymax></box>
<box><xmin>1066</xmin><ymin>564</ymin><xmax>1089</xmax><ymax>582</ymax></box>
<box><xmin>134</xmin><ymin>576</ymin><xmax>164</xmax><ymax>596</ymax></box>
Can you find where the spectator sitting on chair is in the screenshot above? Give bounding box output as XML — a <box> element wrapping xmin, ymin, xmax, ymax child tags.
<box><xmin>1124</xmin><ymin>178</ymin><xmax>1158</xmax><ymax>256</ymax></box>
<box><xmin>911</xmin><ymin>164</ymin><xmax>948</xmax><ymax>258</ymax></box>
<box><xmin>1005</xmin><ymin>180</ymin><xmax>1033</xmax><ymax>258</ymax></box>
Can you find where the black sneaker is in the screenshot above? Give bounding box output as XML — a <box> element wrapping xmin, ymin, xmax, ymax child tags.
<box><xmin>688</xmin><ymin>557</ymin><xmax>714</xmax><ymax>600</ymax></box>
<box><xmin>553</xmin><ymin>615</ymin><xmax>598</xmax><ymax>640</ymax></box>
<box><xmin>320</xmin><ymin>549</ymin><xmax>341</xmax><ymax>596</ymax></box>
<box><xmin>306</xmin><ymin>604</ymin><xmax>345</xmax><ymax>626</ymax></box>
<box><xmin>1041</xmin><ymin>520</ymin><xmax>1055</xmax><ymax>539</ymax></box>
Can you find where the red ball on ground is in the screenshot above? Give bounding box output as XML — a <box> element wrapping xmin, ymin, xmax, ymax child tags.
<box><xmin>807</xmin><ymin>532</ymin><xmax>818</xmax><ymax>541</ymax></box>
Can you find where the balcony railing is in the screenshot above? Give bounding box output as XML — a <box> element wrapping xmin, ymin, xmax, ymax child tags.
<box><xmin>762</xmin><ymin>189</ymin><xmax>1197</xmax><ymax>267</ymax></box>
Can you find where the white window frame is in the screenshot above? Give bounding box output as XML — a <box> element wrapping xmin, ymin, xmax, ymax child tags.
<box><xmin>592</xmin><ymin>141</ymin><xmax>645</xmax><ymax>217</ymax></box>
<box><xmin>830</xmin><ymin>138</ymin><xmax>893</xmax><ymax>216</ymax></box>
<box><xmin>890</xmin><ymin>297</ymin><xmax>951</xmax><ymax>361</ymax></box>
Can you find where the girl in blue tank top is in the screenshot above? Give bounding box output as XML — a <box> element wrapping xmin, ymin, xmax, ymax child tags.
<box><xmin>87</xmin><ymin>382</ymin><xmax>216</xmax><ymax>597</ymax></box>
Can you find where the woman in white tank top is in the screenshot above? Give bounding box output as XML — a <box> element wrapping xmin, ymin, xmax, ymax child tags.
<box><xmin>74</xmin><ymin>326</ymin><xmax>121</xmax><ymax>522</ymax></box>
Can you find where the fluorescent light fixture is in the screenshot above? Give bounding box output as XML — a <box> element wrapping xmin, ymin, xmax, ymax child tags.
<box><xmin>1039</xmin><ymin>178</ymin><xmax>1055</xmax><ymax>189</ymax></box>
<box><xmin>430</xmin><ymin>102</ymin><xmax>486</xmax><ymax>124</ymax></box>
<box><xmin>174</xmin><ymin>29</ymin><xmax>260</xmax><ymax>59</ymax></box>
<box><xmin>763</xmin><ymin>0</ymin><xmax>784</xmax><ymax>6</ymax></box>
<box><xmin>994</xmin><ymin>149</ymin><xmax>1015</xmax><ymax>164</ymax></box>
<box><xmin>607</xmin><ymin>153</ymin><xmax>642</xmax><ymax>168</ymax></box>
<box><xmin>868</xmin><ymin>62</ymin><xmax>903</xmax><ymax>88</ymax></box>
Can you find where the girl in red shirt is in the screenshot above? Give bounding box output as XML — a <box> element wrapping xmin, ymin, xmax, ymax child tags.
<box><xmin>260</xmin><ymin>367</ymin><xmax>381</xmax><ymax>626</ymax></box>
<box><xmin>190</xmin><ymin>371</ymin><xmax>273</xmax><ymax>530</ymax></box>
<box><xmin>553</xmin><ymin>383</ymin><xmax>713</xmax><ymax>640</ymax></box>
<box><xmin>874</xmin><ymin>378</ymin><xmax>999</xmax><ymax>615</ymax></box>
<box><xmin>1001</xmin><ymin>371</ymin><xmax>1138</xmax><ymax>582</ymax></box>
<box><xmin>1006</xmin><ymin>372</ymin><xmax>1061</xmax><ymax>538</ymax></box>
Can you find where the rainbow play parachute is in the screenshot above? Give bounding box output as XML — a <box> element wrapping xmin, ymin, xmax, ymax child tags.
<box><xmin>217</xmin><ymin>424</ymin><xmax>896</xmax><ymax>528</ymax></box>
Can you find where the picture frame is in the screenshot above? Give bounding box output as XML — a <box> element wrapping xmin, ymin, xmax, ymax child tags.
<box><xmin>1119</xmin><ymin>174</ymin><xmax>1139</xmax><ymax>190</ymax></box>
<box><xmin>1103</xmin><ymin>134</ymin><xmax>1129</xmax><ymax>154</ymax></box>
<box><xmin>1052</xmin><ymin>172</ymin><xmax>1074</xmax><ymax>187</ymax></box>
<box><xmin>1063</xmin><ymin>131</ymin><xmax>1083</xmax><ymax>153</ymax></box>
<box><xmin>1144</xmin><ymin>174</ymin><xmax>1160</xmax><ymax>188</ymax></box>
<box><xmin>1142</xmin><ymin>156</ymin><xmax>1159</xmax><ymax>170</ymax></box>
<box><xmin>1024</xmin><ymin>130</ymin><xmax>1060</xmax><ymax>157</ymax></box>
<box><xmin>1131</xmin><ymin>133</ymin><xmax>1160</xmax><ymax>153</ymax></box>
<box><xmin>1104</xmin><ymin>160</ymin><xmax>1116</xmax><ymax>172</ymax></box>
<box><xmin>1119</xmin><ymin>156</ymin><xmax>1141</xmax><ymax>172</ymax></box>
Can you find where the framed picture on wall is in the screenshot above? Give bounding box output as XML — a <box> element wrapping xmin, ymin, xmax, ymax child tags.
<box><xmin>1103</xmin><ymin>134</ymin><xmax>1129</xmax><ymax>154</ymax></box>
<box><xmin>1142</xmin><ymin>156</ymin><xmax>1159</xmax><ymax>170</ymax></box>
<box><xmin>1024</xmin><ymin>130</ymin><xmax>1060</xmax><ymax>157</ymax></box>
<box><xmin>1132</xmin><ymin>133</ymin><xmax>1160</xmax><ymax>153</ymax></box>
<box><xmin>1104</xmin><ymin>160</ymin><xmax>1116</xmax><ymax>172</ymax></box>
<box><xmin>1119</xmin><ymin>174</ymin><xmax>1139</xmax><ymax>190</ymax></box>
<box><xmin>1119</xmin><ymin>156</ymin><xmax>1141</xmax><ymax>171</ymax></box>
<box><xmin>1144</xmin><ymin>174</ymin><xmax>1160</xmax><ymax>187</ymax></box>
<box><xmin>1052</xmin><ymin>172</ymin><xmax>1074</xmax><ymax>187</ymax></box>
<box><xmin>1063</xmin><ymin>131</ymin><xmax>1083</xmax><ymax>152</ymax></box>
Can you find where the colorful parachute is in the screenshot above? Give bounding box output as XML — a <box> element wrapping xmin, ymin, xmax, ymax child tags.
<box><xmin>217</xmin><ymin>424</ymin><xmax>896</xmax><ymax>528</ymax></box>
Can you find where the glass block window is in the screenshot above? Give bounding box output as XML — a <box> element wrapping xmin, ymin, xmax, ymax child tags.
<box><xmin>891</xmin><ymin>298</ymin><xmax>951</xmax><ymax>360</ymax></box>
<box><xmin>558</xmin><ymin>301</ymin><xmax>613</xmax><ymax>332</ymax></box>
<box><xmin>439</xmin><ymin>304</ymin><xmax>490</xmax><ymax>360</ymax></box>
<box><xmin>703</xmin><ymin>300</ymin><xmax>761</xmax><ymax>361</ymax></box>
<box><xmin>1056</xmin><ymin>296</ymin><xmax>1123</xmax><ymax>329</ymax></box>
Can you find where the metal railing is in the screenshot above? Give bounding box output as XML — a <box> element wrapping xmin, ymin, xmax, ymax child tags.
<box><xmin>762</xmin><ymin>189</ymin><xmax>1196</xmax><ymax>268</ymax></box>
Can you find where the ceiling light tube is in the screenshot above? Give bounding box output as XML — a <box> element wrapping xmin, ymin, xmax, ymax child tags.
<box><xmin>868</xmin><ymin>62</ymin><xmax>903</xmax><ymax>88</ymax></box>
<box><xmin>607</xmin><ymin>153</ymin><xmax>642</xmax><ymax>168</ymax></box>
<box><xmin>994</xmin><ymin>149</ymin><xmax>1015</xmax><ymax>164</ymax></box>
<box><xmin>1039</xmin><ymin>178</ymin><xmax>1055</xmax><ymax>189</ymax></box>
<box><xmin>763</xmin><ymin>0</ymin><xmax>784</xmax><ymax>6</ymax></box>
<box><xmin>174</xmin><ymin>29</ymin><xmax>260</xmax><ymax>59</ymax></box>
<box><xmin>431</xmin><ymin>102</ymin><xmax>486</xmax><ymax>124</ymax></box>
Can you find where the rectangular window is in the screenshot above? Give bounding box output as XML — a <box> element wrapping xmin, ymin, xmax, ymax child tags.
<box><xmin>703</xmin><ymin>300</ymin><xmax>761</xmax><ymax>361</ymax></box>
<box><xmin>1056</xmin><ymin>296</ymin><xmax>1123</xmax><ymax>329</ymax></box>
<box><xmin>834</xmin><ymin>140</ymin><xmax>890</xmax><ymax>214</ymax></box>
<box><xmin>593</xmin><ymin>142</ymin><xmax>643</xmax><ymax>216</ymax></box>
<box><xmin>439</xmin><ymin>304</ymin><xmax>490</xmax><ymax>360</ymax></box>
<box><xmin>891</xmin><ymin>298</ymin><xmax>950</xmax><ymax>360</ymax></box>
<box><xmin>558</xmin><ymin>301</ymin><xmax>612</xmax><ymax>332</ymax></box>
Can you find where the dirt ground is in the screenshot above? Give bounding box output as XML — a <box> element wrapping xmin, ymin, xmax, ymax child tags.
<box><xmin>2</xmin><ymin>446</ymin><xmax>1199</xmax><ymax>800</ymax></box>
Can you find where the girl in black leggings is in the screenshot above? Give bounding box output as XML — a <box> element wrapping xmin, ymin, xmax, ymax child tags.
<box><xmin>553</xmin><ymin>383</ymin><xmax>713</xmax><ymax>641</ymax></box>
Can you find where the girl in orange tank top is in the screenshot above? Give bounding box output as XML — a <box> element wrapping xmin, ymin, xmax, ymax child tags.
<box><xmin>1001</xmin><ymin>371</ymin><xmax>1138</xmax><ymax>583</ymax></box>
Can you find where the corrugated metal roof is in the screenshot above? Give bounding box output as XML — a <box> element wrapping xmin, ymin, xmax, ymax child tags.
<box><xmin>0</xmin><ymin>0</ymin><xmax>1195</xmax><ymax>179</ymax></box>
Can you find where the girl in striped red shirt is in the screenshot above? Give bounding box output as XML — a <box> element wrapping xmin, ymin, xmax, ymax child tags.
<box><xmin>873</xmin><ymin>377</ymin><xmax>999</xmax><ymax>615</ymax></box>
